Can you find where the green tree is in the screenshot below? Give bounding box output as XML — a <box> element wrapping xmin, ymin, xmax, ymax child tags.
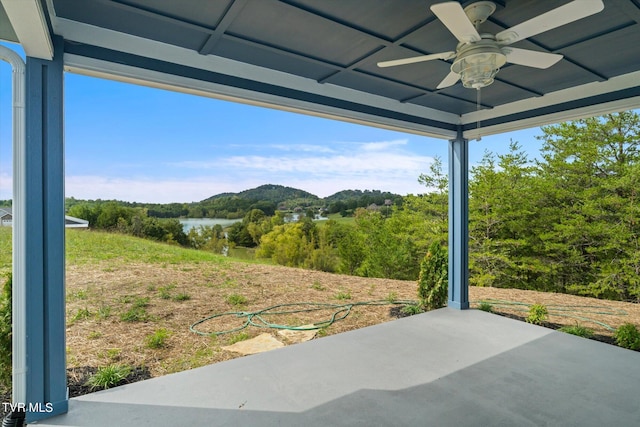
<box><xmin>188</xmin><ymin>224</ymin><xmax>225</xmax><ymax>253</ymax></box>
<box><xmin>256</xmin><ymin>223</ymin><xmax>313</xmax><ymax>267</ymax></box>
<box><xmin>535</xmin><ymin>112</ymin><xmax>640</xmax><ymax>300</ymax></box>
<box><xmin>67</xmin><ymin>203</ymin><xmax>99</xmax><ymax>226</ymax></box>
<box><xmin>355</xmin><ymin>209</ymin><xmax>419</xmax><ymax>280</ymax></box>
<box><xmin>95</xmin><ymin>202</ymin><xmax>134</xmax><ymax>229</ymax></box>
<box><xmin>468</xmin><ymin>143</ymin><xmax>545</xmax><ymax>289</ymax></box>
<box><xmin>228</xmin><ymin>209</ymin><xmax>267</xmax><ymax>247</ymax></box>
<box><xmin>328</xmin><ymin>221</ymin><xmax>366</xmax><ymax>275</ymax></box>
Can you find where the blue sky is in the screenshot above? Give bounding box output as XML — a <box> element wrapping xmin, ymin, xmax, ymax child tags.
<box><xmin>1</xmin><ymin>42</ymin><xmax>543</xmax><ymax>204</ymax></box>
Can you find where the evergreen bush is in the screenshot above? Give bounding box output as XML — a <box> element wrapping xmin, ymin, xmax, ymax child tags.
<box><xmin>417</xmin><ymin>241</ymin><xmax>448</xmax><ymax>310</ymax></box>
<box><xmin>614</xmin><ymin>323</ymin><xmax>640</xmax><ymax>350</ymax></box>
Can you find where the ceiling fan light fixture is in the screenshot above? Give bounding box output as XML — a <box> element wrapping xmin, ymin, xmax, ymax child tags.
<box><xmin>451</xmin><ymin>41</ymin><xmax>506</xmax><ymax>89</ymax></box>
<box><xmin>382</xmin><ymin>1</ymin><xmax>605</xmax><ymax>90</ymax></box>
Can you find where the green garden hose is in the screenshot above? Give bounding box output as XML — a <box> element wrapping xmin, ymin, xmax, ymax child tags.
<box><xmin>474</xmin><ymin>299</ymin><xmax>628</xmax><ymax>330</ymax></box>
<box><xmin>190</xmin><ymin>300</ymin><xmax>418</xmax><ymax>336</ymax></box>
<box><xmin>190</xmin><ymin>298</ymin><xmax>629</xmax><ymax>336</ymax></box>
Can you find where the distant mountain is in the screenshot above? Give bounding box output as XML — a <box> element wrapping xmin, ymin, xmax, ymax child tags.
<box><xmin>202</xmin><ymin>184</ymin><xmax>319</xmax><ymax>204</ymax></box>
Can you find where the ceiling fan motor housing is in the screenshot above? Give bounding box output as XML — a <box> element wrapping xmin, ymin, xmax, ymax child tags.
<box><xmin>452</xmin><ymin>37</ymin><xmax>506</xmax><ymax>89</ymax></box>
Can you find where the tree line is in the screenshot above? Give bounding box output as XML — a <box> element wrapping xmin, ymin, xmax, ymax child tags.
<box><xmin>226</xmin><ymin>112</ymin><xmax>640</xmax><ymax>302</ymax></box>
<box><xmin>65</xmin><ymin>186</ymin><xmax>403</xmax><ymax>220</ymax></box>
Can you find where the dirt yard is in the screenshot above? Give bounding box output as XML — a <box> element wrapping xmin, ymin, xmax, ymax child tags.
<box><xmin>63</xmin><ymin>259</ymin><xmax>640</xmax><ymax>395</ymax></box>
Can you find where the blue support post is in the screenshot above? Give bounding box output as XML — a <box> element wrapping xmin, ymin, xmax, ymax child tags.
<box><xmin>447</xmin><ymin>129</ymin><xmax>470</xmax><ymax>309</ymax></box>
<box><xmin>13</xmin><ymin>36</ymin><xmax>68</xmax><ymax>422</ymax></box>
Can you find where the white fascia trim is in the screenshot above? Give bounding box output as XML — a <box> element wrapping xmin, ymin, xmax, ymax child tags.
<box><xmin>65</xmin><ymin>54</ymin><xmax>456</xmax><ymax>140</ymax></box>
<box><xmin>463</xmin><ymin>96</ymin><xmax>640</xmax><ymax>140</ymax></box>
<box><xmin>55</xmin><ymin>17</ymin><xmax>458</xmax><ymax>136</ymax></box>
<box><xmin>461</xmin><ymin>70</ymin><xmax>640</xmax><ymax>138</ymax></box>
<box><xmin>1</xmin><ymin>0</ymin><xmax>53</xmax><ymax>59</ymax></box>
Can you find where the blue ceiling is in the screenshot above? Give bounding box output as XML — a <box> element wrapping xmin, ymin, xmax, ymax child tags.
<box><xmin>4</xmin><ymin>0</ymin><xmax>639</xmax><ymax>138</ymax></box>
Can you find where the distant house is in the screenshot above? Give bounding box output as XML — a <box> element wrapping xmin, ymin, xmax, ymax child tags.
<box><xmin>0</xmin><ymin>208</ymin><xmax>11</xmax><ymax>226</ymax></box>
<box><xmin>0</xmin><ymin>207</ymin><xmax>88</xmax><ymax>228</ymax></box>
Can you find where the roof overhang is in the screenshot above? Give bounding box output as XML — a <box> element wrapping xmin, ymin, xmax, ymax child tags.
<box><xmin>1</xmin><ymin>0</ymin><xmax>53</xmax><ymax>59</ymax></box>
<box><xmin>2</xmin><ymin>0</ymin><xmax>639</xmax><ymax>140</ymax></box>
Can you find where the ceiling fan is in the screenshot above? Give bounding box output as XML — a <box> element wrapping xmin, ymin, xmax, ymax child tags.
<box><xmin>377</xmin><ymin>0</ymin><xmax>605</xmax><ymax>90</ymax></box>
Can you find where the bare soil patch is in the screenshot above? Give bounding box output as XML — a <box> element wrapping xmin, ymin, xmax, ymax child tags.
<box><xmin>64</xmin><ymin>261</ymin><xmax>419</xmax><ymax>378</ymax></box>
<box><xmin>43</xmin><ymin>261</ymin><xmax>640</xmax><ymax>402</ymax></box>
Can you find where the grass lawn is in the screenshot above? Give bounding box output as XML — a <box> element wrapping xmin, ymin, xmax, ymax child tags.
<box><xmin>320</xmin><ymin>213</ymin><xmax>356</xmax><ymax>225</ymax></box>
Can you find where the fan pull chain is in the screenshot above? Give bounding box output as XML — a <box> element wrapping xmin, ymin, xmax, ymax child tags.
<box><xmin>476</xmin><ymin>88</ymin><xmax>482</xmax><ymax>141</ymax></box>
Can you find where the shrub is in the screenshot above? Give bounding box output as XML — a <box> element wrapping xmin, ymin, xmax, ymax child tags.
<box><xmin>334</xmin><ymin>291</ymin><xmax>351</xmax><ymax>300</ymax></box>
<box><xmin>614</xmin><ymin>323</ymin><xmax>640</xmax><ymax>350</ymax></box>
<box><xmin>158</xmin><ymin>287</ymin><xmax>172</xmax><ymax>300</ymax></box>
<box><xmin>96</xmin><ymin>304</ymin><xmax>112</xmax><ymax>320</ymax></box>
<box><xmin>401</xmin><ymin>304</ymin><xmax>423</xmax><ymax>316</ymax></box>
<box><xmin>172</xmin><ymin>293</ymin><xmax>191</xmax><ymax>302</ymax></box>
<box><xmin>310</xmin><ymin>281</ymin><xmax>325</xmax><ymax>291</ymax></box>
<box><xmin>86</xmin><ymin>364</ymin><xmax>131</xmax><ymax>390</ymax></box>
<box><xmin>478</xmin><ymin>301</ymin><xmax>493</xmax><ymax>313</ymax></box>
<box><xmin>145</xmin><ymin>328</ymin><xmax>170</xmax><ymax>349</ymax></box>
<box><xmin>558</xmin><ymin>324</ymin><xmax>594</xmax><ymax>339</ymax></box>
<box><xmin>133</xmin><ymin>296</ymin><xmax>150</xmax><ymax>308</ymax></box>
<box><xmin>71</xmin><ymin>307</ymin><xmax>91</xmax><ymax>322</ymax></box>
<box><xmin>226</xmin><ymin>293</ymin><xmax>247</xmax><ymax>307</ymax></box>
<box><xmin>526</xmin><ymin>304</ymin><xmax>548</xmax><ymax>325</ymax></box>
<box><xmin>386</xmin><ymin>292</ymin><xmax>398</xmax><ymax>303</ymax></box>
<box><xmin>0</xmin><ymin>273</ymin><xmax>12</xmax><ymax>390</ymax></box>
<box><xmin>120</xmin><ymin>306</ymin><xmax>149</xmax><ymax>322</ymax></box>
<box><xmin>417</xmin><ymin>241</ymin><xmax>448</xmax><ymax>310</ymax></box>
<box><xmin>158</xmin><ymin>284</ymin><xmax>176</xmax><ymax>300</ymax></box>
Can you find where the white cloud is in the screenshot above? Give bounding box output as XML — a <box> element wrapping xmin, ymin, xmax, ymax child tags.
<box><xmin>224</xmin><ymin>152</ymin><xmax>432</xmax><ymax>176</ymax></box>
<box><xmin>359</xmin><ymin>139</ymin><xmax>408</xmax><ymax>151</ymax></box>
<box><xmin>63</xmin><ymin>172</ymin><xmax>430</xmax><ymax>202</ymax></box>
<box><xmin>167</xmin><ymin>160</ymin><xmax>221</xmax><ymax>169</ymax></box>
<box><xmin>102</xmin><ymin>137</ymin><xmax>437</xmax><ymax>201</ymax></box>
<box><xmin>269</xmin><ymin>143</ymin><xmax>335</xmax><ymax>153</ymax></box>
<box><xmin>64</xmin><ymin>175</ymin><xmax>266</xmax><ymax>203</ymax></box>
<box><xmin>172</xmin><ymin>138</ymin><xmax>431</xmax><ymax>175</ymax></box>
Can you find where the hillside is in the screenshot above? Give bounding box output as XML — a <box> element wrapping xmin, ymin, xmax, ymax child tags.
<box><xmin>202</xmin><ymin>184</ymin><xmax>318</xmax><ymax>203</ymax></box>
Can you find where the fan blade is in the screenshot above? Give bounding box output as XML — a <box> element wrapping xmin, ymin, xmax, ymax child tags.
<box><xmin>497</xmin><ymin>0</ymin><xmax>604</xmax><ymax>45</ymax></box>
<box><xmin>430</xmin><ymin>2</ymin><xmax>481</xmax><ymax>43</ymax></box>
<box><xmin>377</xmin><ymin>51</ymin><xmax>455</xmax><ymax>68</ymax></box>
<box><xmin>436</xmin><ymin>71</ymin><xmax>460</xmax><ymax>89</ymax></box>
<box><xmin>503</xmin><ymin>48</ymin><xmax>563</xmax><ymax>69</ymax></box>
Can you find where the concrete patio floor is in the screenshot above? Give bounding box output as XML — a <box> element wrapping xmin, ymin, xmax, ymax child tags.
<box><xmin>33</xmin><ymin>308</ymin><xmax>639</xmax><ymax>426</ymax></box>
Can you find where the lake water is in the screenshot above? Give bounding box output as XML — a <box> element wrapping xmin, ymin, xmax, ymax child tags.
<box><xmin>180</xmin><ymin>215</ymin><xmax>328</xmax><ymax>233</ymax></box>
<box><xmin>179</xmin><ymin>218</ymin><xmax>241</xmax><ymax>232</ymax></box>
